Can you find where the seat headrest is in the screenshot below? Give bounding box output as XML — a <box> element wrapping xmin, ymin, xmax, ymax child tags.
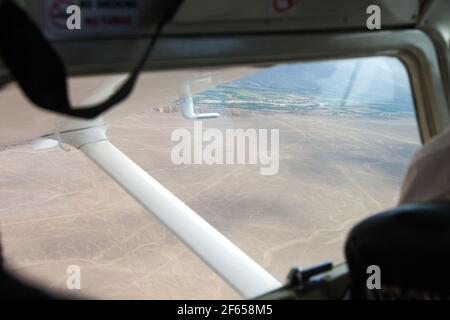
<box><xmin>345</xmin><ymin>202</ymin><xmax>450</xmax><ymax>299</ymax></box>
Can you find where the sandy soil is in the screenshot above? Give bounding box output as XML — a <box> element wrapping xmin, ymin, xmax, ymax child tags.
<box><xmin>0</xmin><ymin>110</ymin><xmax>420</xmax><ymax>299</ymax></box>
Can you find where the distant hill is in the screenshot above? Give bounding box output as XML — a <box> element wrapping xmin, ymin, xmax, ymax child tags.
<box><xmin>232</xmin><ymin>57</ymin><xmax>414</xmax><ymax>113</ymax></box>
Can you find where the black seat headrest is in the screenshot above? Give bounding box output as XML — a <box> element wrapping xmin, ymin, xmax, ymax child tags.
<box><xmin>345</xmin><ymin>202</ymin><xmax>450</xmax><ymax>299</ymax></box>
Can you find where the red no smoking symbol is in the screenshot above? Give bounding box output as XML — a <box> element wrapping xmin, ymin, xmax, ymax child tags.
<box><xmin>272</xmin><ymin>0</ymin><xmax>299</xmax><ymax>13</ymax></box>
<box><xmin>50</xmin><ymin>0</ymin><xmax>77</xmax><ymax>29</ymax></box>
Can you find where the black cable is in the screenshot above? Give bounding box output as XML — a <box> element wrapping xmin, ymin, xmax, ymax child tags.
<box><xmin>0</xmin><ymin>0</ymin><xmax>185</xmax><ymax>118</ymax></box>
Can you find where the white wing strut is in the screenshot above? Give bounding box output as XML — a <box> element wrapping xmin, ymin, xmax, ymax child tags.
<box><xmin>60</xmin><ymin>125</ymin><xmax>281</xmax><ymax>298</ymax></box>
<box><xmin>179</xmin><ymin>79</ymin><xmax>220</xmax><ymax>120</ymax></box>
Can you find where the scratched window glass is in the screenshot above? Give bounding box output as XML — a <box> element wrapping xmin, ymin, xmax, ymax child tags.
<box><xmin>0</xmin><ymin>57</ymin><xmax>420</xmax><ymax>299</ymax></box>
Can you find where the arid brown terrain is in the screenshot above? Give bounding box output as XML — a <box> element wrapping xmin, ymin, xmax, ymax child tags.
<box><xmin>0</xmin><ymin>110</ymin><xmax>420</xmax><ymax>299</ymax></box>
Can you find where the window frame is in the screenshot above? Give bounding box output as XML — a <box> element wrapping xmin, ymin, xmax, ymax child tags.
<box><xmin>44</xmin><ymin>29</ymin><xmax>448</xmax><ymax>144</ymax></box>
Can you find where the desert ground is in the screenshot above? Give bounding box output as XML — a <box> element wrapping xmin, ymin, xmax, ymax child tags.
<box><xmin>0</xmin><ymin>109</ymin><xmax>420</xmax><ymax>299</ymax></box>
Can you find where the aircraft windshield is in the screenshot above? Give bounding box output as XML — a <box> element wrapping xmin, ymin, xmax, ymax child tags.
<box><xmin>0</xmin><ymin>56</ymin><xmax>420</xmax><ymax>299</ymax></box>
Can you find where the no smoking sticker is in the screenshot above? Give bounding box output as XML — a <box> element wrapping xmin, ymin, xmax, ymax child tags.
<box><xmin>271</xmin><ymin>0</ymin><xmax>299</xmax><ymax>13</ymax></box>
<box><xmin>45</xmin><ymin>0</ymin><xmax>142</xmax><ymax>36</ymax></box>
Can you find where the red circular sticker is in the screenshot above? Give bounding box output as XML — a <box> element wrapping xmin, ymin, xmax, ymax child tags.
<box><xmin>49</xmin><ymin>0</ymin><xmax>77</xmax><ymax>29</ymax></box>
<box><xmin>272</xmin><ymin>0</ymin><xmax>299</xmax><ymax>13</ymax></box>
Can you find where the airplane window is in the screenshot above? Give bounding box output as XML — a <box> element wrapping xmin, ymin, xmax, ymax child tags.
<box><xmin>0</xmin><ymin>56</ymin><xmax>420</xmax><ymax>299</ymax></box>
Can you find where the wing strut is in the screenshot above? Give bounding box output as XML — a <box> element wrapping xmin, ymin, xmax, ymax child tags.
<box><xmin>59</xmin><ymin>124</ymin><xmax>282</xmax><ymax>298</ymax></box>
